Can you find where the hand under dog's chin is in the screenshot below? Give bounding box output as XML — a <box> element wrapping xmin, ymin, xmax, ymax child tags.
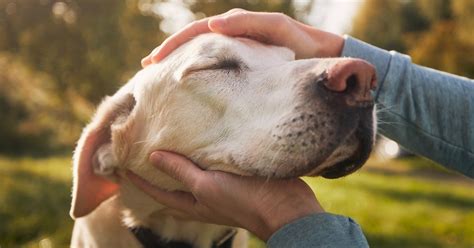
<box><xmin>205</xmin><ymin>164</ymin><xmax>255</xmax><ymax>177</ymax></box>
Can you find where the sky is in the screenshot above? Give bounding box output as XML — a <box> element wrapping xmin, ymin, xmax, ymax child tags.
<box><xmin>306</xmin><ymin>0</ymin><xmax>364</xmax><ymax>35</ymax></box>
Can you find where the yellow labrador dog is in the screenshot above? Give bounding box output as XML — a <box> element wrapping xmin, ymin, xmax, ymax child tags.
<box><xmin>70</xmin><ymin>33</ymin><xmax>376</xmax><ymax>248</ymax></box>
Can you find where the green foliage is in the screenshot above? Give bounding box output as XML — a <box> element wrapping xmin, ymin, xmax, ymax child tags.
<box><xmin>0</xmin><ymin>53</ymin><xmax>66</xmax><ymax>155</ymax></box>
<box><xmin>352</xmin><ymin>0</ymin><xmax>474</xmax><ymax>78</ymax></box>
<box><xmin>352</xmin><ymin>0</ymin><xmax>406</xmax><ymax>52</ymax></box>
<box><xmin>1</xmin><ymin>156</ymin><xmax>472</xmax><ymax>247</ymax></box>
<box><xmin>0</xmin><ymin>0</ymin><xmax>163</xmax><ymax>155</ymax></box>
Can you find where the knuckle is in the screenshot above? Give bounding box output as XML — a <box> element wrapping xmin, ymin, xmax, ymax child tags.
<box><xmin>190</xmin><ymin>176</ymin><xmax>206</xmax><ymax>191</ymax></box>
<box><xmin>184</xmin><ymin>20</ymin><xmax>200</xmax><ymax>30</ymax></box>
<box><xmin>271</xmin><ymin>13</ymin><xmax>294</xmax><ymax>36</ymax></box>
<box><xmin>228</xmin><ymin>8</ymin><xmax>245</xmax><ymax>14</ymax></box>
<box><xmin>237</xmin><ymin>11</ymin><xmax>255</xmax><ymax>25</ymax></box>
<box><xmin>272</xmin><ymin>12</ymin><xmax>291</xmax><ymax>26</ymax></box>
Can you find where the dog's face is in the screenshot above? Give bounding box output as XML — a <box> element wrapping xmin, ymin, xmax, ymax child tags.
<box><xmin>71</xmin><ymin>34</ymin><xmax>376</xmax><ymax>218</ymax></box>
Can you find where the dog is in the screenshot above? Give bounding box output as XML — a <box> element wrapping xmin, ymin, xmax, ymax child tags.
<box><xmin>70</xmin><ymin>33</ymin><xmax>376</xmax><ymax>248</ymax></box>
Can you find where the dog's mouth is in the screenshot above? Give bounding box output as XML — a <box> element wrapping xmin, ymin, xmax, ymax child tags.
<box><xmin>318</xmin><ymin>123</ymin><xmax>374</xmax><ymax>179</ymax></box>
<box><xmin>266</xmin><ymin>97</ymin><xmax>375</xmax><ymax>179</ymax></box>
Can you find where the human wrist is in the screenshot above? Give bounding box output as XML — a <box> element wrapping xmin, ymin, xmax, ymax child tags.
<box><xmin>253</xmin><ymin>198</ymin><xmax>325</xmax><ymax>241</ymax></box>
<box><xmin>306</xmin><ymin>27</ymin><xmax>344</xmax><ymax>58</ymax></box>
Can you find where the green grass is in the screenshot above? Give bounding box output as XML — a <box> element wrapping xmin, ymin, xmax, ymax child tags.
<box><xmin>1</xmin><ymin>156</ymin><xmax>473</xmax><ymax>248</ymax></box>
<box><xmin>0</xmin><ymin>156</ymin><xmax>73</xmax><ymax>247</ymax></box>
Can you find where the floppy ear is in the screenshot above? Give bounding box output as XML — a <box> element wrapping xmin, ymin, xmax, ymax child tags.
<box><xmin>70</xmin><ymin>93</ymin><xmax>136</xmax><ymax>219</ymax></box>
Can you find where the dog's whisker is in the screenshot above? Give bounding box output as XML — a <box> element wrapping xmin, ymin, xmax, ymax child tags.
<box><xmin>132</xmin><ymin>140</ymin><xmax>149</xmax><ymax>145</ymax></box>
<box><xmin>375</xmin><ymin>103</ymin><xmax>397</xmax><ymax>115</ymax></box>
<box><xmin>271</xmin><ymin>147</ymin><xmax>286</xmax><ymax>179</ymax></box>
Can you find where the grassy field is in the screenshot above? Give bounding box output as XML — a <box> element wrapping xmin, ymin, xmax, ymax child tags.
<box><xmin>0</xmin><ymin>156</ymin><xmax>473</xmax><ymax>248</ymax></box>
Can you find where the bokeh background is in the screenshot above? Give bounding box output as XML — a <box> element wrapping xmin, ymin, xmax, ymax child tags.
<box><xmin>0</xmin><ymin>0</ymin><xmax>473</xmax><ymax>247</ymax></box>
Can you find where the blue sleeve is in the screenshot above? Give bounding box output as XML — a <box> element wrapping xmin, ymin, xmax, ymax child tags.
<box><xmin>342</xmin><ymin>35</ymin><xmax>474</xmax><ymax>178</ymax></box>
<box><xmin>267</xmin><ymin>213</ymin><xmax>368</xmax><ymax>248</ymax></box>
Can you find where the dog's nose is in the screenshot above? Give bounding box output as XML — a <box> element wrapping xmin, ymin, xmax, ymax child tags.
<box><xmin>323</xmin><ymin>59</ymin><xmax>377</xmax><ymax>106</ymax></box>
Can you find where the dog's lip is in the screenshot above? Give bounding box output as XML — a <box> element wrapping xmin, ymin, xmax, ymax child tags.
<box><xmin>319</xmin><ymin>122</ymin><xmax>373</xmax><ymax>179</ymax></box>
<box><xmin>319</xmin><ymin>144</ymin><xmax>365</xmax><ymax>179</ymax></box>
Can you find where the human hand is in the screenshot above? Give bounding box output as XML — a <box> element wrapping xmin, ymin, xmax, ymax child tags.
<box><xmin>141</xmin><ymin>9</ymin><xmax>344</xmax><ymax>67</ymax></box>
<box><xmin>127</xmin><ymin>151</ymin><xmax>324</xmax><ymax>241</ymax></box>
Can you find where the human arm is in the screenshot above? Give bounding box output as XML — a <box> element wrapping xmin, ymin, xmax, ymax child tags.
<box><xmin>341</xmin><ymin>36</ymin><xmax>474</xmax><ymax>177</ymax></box>
<box><xmin>127</xmin><ymin>151</ymin><xmax>369</xmax><ymax>247</ymax></box>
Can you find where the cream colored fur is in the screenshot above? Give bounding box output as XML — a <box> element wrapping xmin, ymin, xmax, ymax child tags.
<box><xmin>71</xmin><ymin>34</ymin><xmax>374</xmax><ymax>248</ymax></box>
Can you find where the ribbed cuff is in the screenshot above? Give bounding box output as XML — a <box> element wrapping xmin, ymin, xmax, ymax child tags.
<box><xmin>267</xmin><ymin>213</ymin><xmax>369</xmax><ymax>248</ymax></box>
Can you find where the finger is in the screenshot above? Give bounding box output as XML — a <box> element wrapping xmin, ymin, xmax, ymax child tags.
<box><xmin>151</xmin><ymin>18</ymin><xmax>212</xmax><ymax>63</ymax></box>
<box><xmin>141</xmin><ymin>46</ymin><xmax>161</xmax><ymax>68</ymax></box>
<box><xmin>126</xmin><ymin>170</ymin><xmax>196</xmax><ymax>211</ymax></box>
<box><xmin>141</xmin><ymin>54</ymin><xmax>152</xmax><ymax>68</ymax></box>
<box><xmin>159</xmin><ymin>208</ymin><xmax>194</xmax><ymax>220</ymax></box>
<box><xmin>149</xmin><ymin>151</ymin><xmax>206</xmax><ymax>190</ymax></box>
<box><xmin>209</xmin><ymin>11</ymin><xmax>288</xmax><ymax>42</ymax></box>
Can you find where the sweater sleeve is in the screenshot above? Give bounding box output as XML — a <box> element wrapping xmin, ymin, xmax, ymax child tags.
<box><xmin>342</xmin><ymin>35</ymin><xmax>474</xmax><ymax>178</ymax></box>
<box><xmin>267</xmin><ymin>213</ymin><xmax>369</xmax><ymax>248</ymax></box>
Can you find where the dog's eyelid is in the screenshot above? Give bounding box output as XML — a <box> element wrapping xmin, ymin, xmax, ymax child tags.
<box><xmin>181</xmin><ymin>57</ymin><xmax>246</xmax><ymax>78</ymax></box>
<box><xmin>210</xmin><ymin>58</ymin><xmax>242</xmax><ymax>70</ymax></box>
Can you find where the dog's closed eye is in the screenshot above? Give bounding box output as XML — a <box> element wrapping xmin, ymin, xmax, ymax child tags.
<box><xmin>208</xmin><ymin>58</ymin><xmax>242</xmax><ymax>71</ymax></box>
<box><xmin>182</xmin><ymin>57</ymin><xmax>245</xmax><ymax>78</ymax></box>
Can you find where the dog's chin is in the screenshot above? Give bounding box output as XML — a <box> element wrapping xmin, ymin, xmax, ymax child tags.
<box><xmin>319</xmin><ymin>144</ymin><xmax>371</xmax><ymax>179</ymax></box>
<box><xmin>310</xmin><ymin>127</ymin><xmax>373</xmax><ymax>179</ymax></box>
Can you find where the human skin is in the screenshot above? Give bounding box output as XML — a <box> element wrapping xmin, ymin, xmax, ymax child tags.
<box><xmin>127</xmin><ymin>151</ymin><xmax>324</xmax><ymax>241</ymax></box>
<box><xmin>132</xmin><ymin>9</ymin><xmax>348</xmax><ymax>241</ymax></box>
<box><xmin>141</xmin><ymin>9</ymin><xmax>344</xmax><ymax>67</ymax></box>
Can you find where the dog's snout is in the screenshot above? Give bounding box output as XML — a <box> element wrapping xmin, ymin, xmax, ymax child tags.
<box><xmin>322</xmin><ymin>59</ymin><xmax>377</xmax><ymax>107</ymax></box>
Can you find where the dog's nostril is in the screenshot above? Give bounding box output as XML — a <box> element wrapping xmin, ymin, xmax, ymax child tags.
<box><xmin>318</xmin><ymin>59</ymin><xmax>376</xmax><ymax>106</ymax></box>
<box><xmin>344</xmin><ymin>74</ymin><xmax>358</xmax><ymax>94</ymax></box>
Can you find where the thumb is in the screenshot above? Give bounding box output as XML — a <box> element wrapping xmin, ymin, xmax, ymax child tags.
<box><xmin>126</xmin><ymin>170</ymin><xmax>197</xmax><ymax>212</ymax></box>
<box><xmin>149</xmin><ymin>151</ymin><xmax>204</xmax><ymax>190</ymax></box>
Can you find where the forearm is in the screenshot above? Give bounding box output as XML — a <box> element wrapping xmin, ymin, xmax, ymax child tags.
<box><xmin>267</xmin><ymin>213</ymin><xmax>369</xmax><ymax>248</ymax></box>
<box><xmin>342</xmin><ymin>36</ymin><xmax>474</xmax><ymax>178</ymax></box>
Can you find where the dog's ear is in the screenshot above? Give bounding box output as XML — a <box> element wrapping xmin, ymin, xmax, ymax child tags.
<box><xmin>70</xmin><ymin>93</ymin><xmax>136</xmax><ymax>219</ymax></box>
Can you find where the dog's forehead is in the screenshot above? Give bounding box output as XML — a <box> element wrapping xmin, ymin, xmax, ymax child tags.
<box><xmin>187</xmin><ymin>34</ymin><xmax>295</xmax><ymax>63</ymax></box>
<box><xmin>127</xmin><ymin>34</ymin><xmax>296</xmax><ymax>106</ymax></box>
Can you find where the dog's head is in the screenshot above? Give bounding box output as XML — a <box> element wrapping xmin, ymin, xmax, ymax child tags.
<box><xmin>71</xmin><ymin>34</ymin><xmax>376</xmax><ymax>218</ymax></box>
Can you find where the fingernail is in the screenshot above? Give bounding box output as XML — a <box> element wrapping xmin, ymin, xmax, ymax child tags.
<box><xmin>151</xmin><ymin>45</ymin><xmax>161</xmax><ymax>56</ymax></box>
<box><xmin>149</xmin><ymin>151</ymin><xmax>163</xmax><ymax>165</ymax></box>
<box><xmin>141</xmin><ymin>57</ymin><xmax>150</xmax><ymax>68</ymax></box>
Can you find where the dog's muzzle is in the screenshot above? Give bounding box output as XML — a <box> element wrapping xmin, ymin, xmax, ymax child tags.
<box><xmin>318</xmin><ymin>59</ymin><xmax>376</xmax><ymax>178</ymax></box>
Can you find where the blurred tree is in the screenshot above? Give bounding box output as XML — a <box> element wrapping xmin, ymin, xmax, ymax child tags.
<box><xmin>351</xmin><ymin>0</ymin><xmax>405</xmax><ymax>52</ymax></box>
<box><xmin>351</xmin><ymin>0</ymin><xmax>474</xmax><ymax>78</ymax></box>
<box><xmin>189</xmin><ymin>0</ymin><xmax>296</xmax><ymax>17</ymax></box>
<box><xmin>0</xmin><ymin>53</ymin><xmax>60</xmax><ymax>154</ymax></box>
<box><xmin>0</xmin><ymin>0</ymin><xmax>311</xmax><ymax>155</ymax></box>
<box><xmin>0</xmin><ymin>0</ymin><xmax>162</xmax><ymax>155</ymax></box>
